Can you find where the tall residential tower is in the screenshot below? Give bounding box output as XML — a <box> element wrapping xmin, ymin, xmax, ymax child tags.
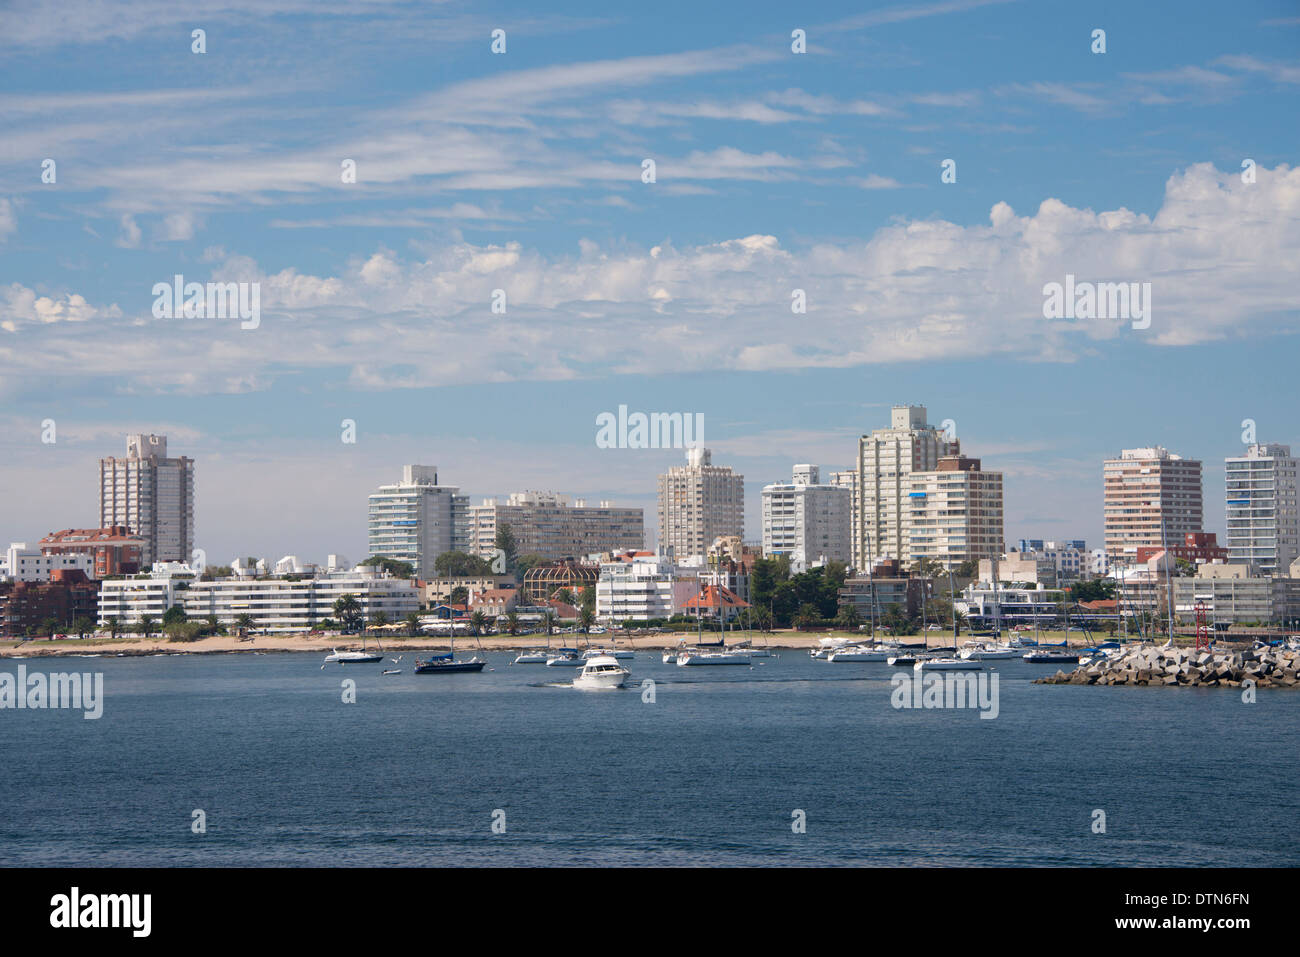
<box><xmin>98</xmin><ymin>433</ymin><xmax>195</xmax><ymax>567</ymax></box>
<box><xmin>656</xmin><ymin>448</ymin><xmax>744</xmax><ymax>563</ymax></box>
<box><xmin>1225</xmin><ymin>443</ymin><xmax>1299</xmax><ymax>576</ymax></box>
<box><xmin>1103</xmin><ymin>447</ymin><xmax>1203</xmax><ymax>563</ymax></box>
<box><xmin>366</xmin><ymin>465</ymin><xmax>469</xmax><ymax>577</ymax></box>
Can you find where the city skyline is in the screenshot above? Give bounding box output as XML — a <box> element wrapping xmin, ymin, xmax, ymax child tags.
<box><xmin>1</xmin><ymin>0</ymin><xmax>1297</xmax><ymax>564</ymax></box>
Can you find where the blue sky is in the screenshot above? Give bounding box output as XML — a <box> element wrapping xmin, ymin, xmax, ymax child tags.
<box><xmin>1</xmin><ymin>0</ymin><xmax>1298</xmax><ymax>563</ymax></box>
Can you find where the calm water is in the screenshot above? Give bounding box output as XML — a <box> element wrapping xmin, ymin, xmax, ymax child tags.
<box><xmin>1</xmin><ymin>650</ymin><xmax>1296</xmax><ymax>866</ymax></box>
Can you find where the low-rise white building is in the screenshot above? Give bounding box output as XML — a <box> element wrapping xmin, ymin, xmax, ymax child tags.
<box><xmin>185</xmin><ymin>569</ymin><xmax>420</xmax><ymax>633</ymax></box>
<box><xmin>97</xmin><ymin>564</ymin><xmax>420</xmax><ymax>633</ymax></box>
<box><xmin>596</xmin><ymin>555</ymin><xmax>697</xmax><ymax>624</ymax></box>
<box><xmin>3</xmin><ymin>542</ymin><xmax>96</xmax><ymax>582</ymax></box>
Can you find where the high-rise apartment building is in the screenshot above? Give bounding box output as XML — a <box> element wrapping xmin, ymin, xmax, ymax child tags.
<box><xmin>1103</xmin><ymin>447</ymin><xmax>1203</xmax><ymax>563</ymax></box>
<box><xmin>366</xmin><ymin>465</ymin><xmax>469</xmax><ymax>577</ymax></box>
<box><xmin>1225</xmin><ymin>443</ymin><xmax>1299</xmax><ymax>576</ymax></box>
<box><xmin>468</xmin><ymin>491</ymin><xmax>644</xmax><ymax>562</ymax></box>
<box><xmin>98</xmin><ymin>433</ymin><xmax>195</xmax><ymax>567</ymax></box>
<box><xmin>848</xmin><ymin>406</ymin><xmax>1002</xmax><ymax>568</ymax></box>
<box><xmin>905</xmin><ymin>455</ymin><xmax>1005</xmax><ymax>566</ymax></box>
<box><xmin>852</xmin><ymin>406</ymin><xmax>953</xmax><ymax>566</ymax></box>
<box><xmin>656</xmin><ymin>448</ymin><xmax>744</xmax><ymax>563</ymax></box>
<box><xmin>761</xmin><ymin>464</ymin><xmax>851</xmax><ymax>566</ymax></box>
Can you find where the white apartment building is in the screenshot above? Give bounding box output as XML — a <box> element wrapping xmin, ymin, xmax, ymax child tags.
<box><xmin>99</xmin><ymin>433</ymin><xmax>195</xmax><ymax>565</ymax></box>
<box><xmin>98</xmin><ymin>569</ymin><xmax>194</xmax><ymax>625</ymax></box>
<box><xmin>1103</xmin><ymin>447</ymin><xmax>1203</xmax><ymax>562</ymax></box>
<box><xmin>2</xmin><ymin>543</ymin><xmax>96</xmax><ymax>582</ymax></box>
<box><xmin>1225</xmin><ymin>443</ymin><xmax>1299</xmax><ymax>576</ymax></box>
<box><xmin>367</xmin><ymin>465</ymin><xmax>469</xmax><ymax>577</ymax></box>
<box><xmin>469</xmin><ymin>491</ymin><xmax>644</xmax><ymax>562</ymax></box>
<box><xmin>99</xmin><ymin>566</ymin><xmax>420</xmax><ymax>633</ymax></box>
<box><xmin>761</xmin><ymin>464</ymin><xmax>852</xmax><ymax>568</ymax></box>
<box><xmin>657</xmin><ymin>448</ymin><xmax>744</xmax><ymax>563</ymax></box>
<box><xmin>595</xmin><ymin>555</ymin><xmax>698</xmax><ymax>624</ymax></box>
<box><xmin>1016</xmin><ymin>539</ymin><xmax>1090</xmax><ymax>581</ymax></box>
<box><xmin>185</xmin><ymin>570</ymin><xmax>420</xmax><ymax>633</ymax></box>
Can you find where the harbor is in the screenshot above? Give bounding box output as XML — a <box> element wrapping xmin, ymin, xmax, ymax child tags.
<box><xmin>2</xmin><ymin>649</ymin><xmax>1297</xmax><ymax>867</ymax></box>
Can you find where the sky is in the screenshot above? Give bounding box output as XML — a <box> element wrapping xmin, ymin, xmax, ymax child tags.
<box><xmin>1</xmin><ymin>0</ymin><xmax>1298</xmax><ymax>565</ymax></box>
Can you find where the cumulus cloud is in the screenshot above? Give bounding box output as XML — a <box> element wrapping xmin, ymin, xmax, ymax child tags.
<box><xmin>3</xmin><ymin>162</ymin><xmax>1296</xmax><ymax>391</ymax></box>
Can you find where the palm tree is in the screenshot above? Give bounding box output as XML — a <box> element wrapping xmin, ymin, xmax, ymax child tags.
<box><xmin>469</xmin><ymin>609</ymin><xmax>488</xmax><ymax>637</ymax></box>
<box><xmin>72</xmin><ymin>616</ymin><xmax>95</xmax><ymax>639</ymax></box>
<box><xmin>578</xmin><ymin>605</ymin><xmax>595</xmax><ymax>638</ymax></box>
<box><xmin>234</xmin><ymin>613</ymin><xmax>253</xmax><ymax>638</ymax></box>
<box><xmin>544</xmin><ymin>609</ymin><xmax>556</xmax><ymax>637</ymax></box>
<box><xmin>371</xmin><ymin>610</ymin><xmax>390</xmax><ymax>632</ymax></box>
<box><xmin>505</xmin><ymin>611</ymin><xmax>520</xmax><ymax>636</ymax></box>
<box><xmin>333</xmin><ymin>593</ymin><xmax>363</xmax><ymax>633</ymax></box>
<box><xmin>405</xmin><ymin>611</ymin><xmax>423</xmax><ymax>637</ymax></box>
<box><xmin>137</xmin><ymin>614</ymin><xmax>157</xmax><ymax>639</ymax></box>
<box><xmin>107</xmin><ymin>616</ymin><xmax>121</xmax><ymax>640</ymax></box>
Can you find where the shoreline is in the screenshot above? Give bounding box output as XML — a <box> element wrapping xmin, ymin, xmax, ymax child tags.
<box><xmin>0</xmin><ymin>630</ymin><xmax>1226</xmax><ymax>659</ymax></box>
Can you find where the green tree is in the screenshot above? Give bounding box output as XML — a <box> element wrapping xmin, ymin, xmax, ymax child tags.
<box><xmin>71</xmin><ymin>616</ymin><xmax>96</xmax><ymax>639</ymax></box>
<box><xmin>233</xmin><ymin>613</ymin><xmax>254</xmax><ymax>637</ymax></box>
<box><xmin>405</xmin><ymin>612</ymin><xmax>423</xmax><ymax>636</ymax></box>
<box><xmin>793</xmin><ymin>603</ymin><xmax>821</xmax><ymax>631</ymax></box>
<box><xmin>137</xmin><ymin>614</ymin><xmax>157</xmax><ymax>638</ymax></box>
<box><xmin>332</xmin><ymin>594</ymin><xmax>363</xmax><ymax>632</ymax></box>
<box><xmin>371</xmin><ymin>610</ymin><xmax>390</xmax><ymax>629</ymax></box>
<box><xmin>578</xmin><ymin>605</ymin><xmax>595</xmax><ymax>636</ymax></box>
<box><xmin>505</xmin><ymin>610</ymin><xmax>520</xmax><ymax>636</ymax></box>
<box><xmin>495</xmin><ymin>523</ymin><xmax>518</xmax><ymax>576</ymax></box>
<box><xmin>834</xmin><ymin>604</ymin><xmax>862</xmax><ymax>632</ymax></box>
<box><xmin>554</xmin><ymin>587</ymin><xmax>575</xmax><ymax>606</ymax></box>
<box><xmin>107</xmin><ymin>616</ymin><xmax>121</xmax><ymax>640</ymax></box>
<box><xmin>469</xmin><ymin>609</ymin><xmax>489</xmax><ymax>636</ymax></box>
<box><xmin>544</xmin><ymin>609</ymin><xmax>556</xmax><ymax>636</ymax></box>
<box><xmin>360</xmin><ymin>556</ymin><xmax>416</xmax><ymax>579</ymax></box>
<box><xmin>162</xmin><ymin>603</ymin><xmax>187</xmax><ymax>626</ymax></box>
<box><xmin>449</xmin><ymin>586</ymin><xmax>469</xmax><ymax>605</ymax></box>
<box><xmin>579</xmin><ymin>585</ymin><xmax>596</xmax><ymax>612</ymax></box>
<box><xmin>434</xmin><ymin>551</ymin><xmax>495</xmax><ymax>577</ymax></box>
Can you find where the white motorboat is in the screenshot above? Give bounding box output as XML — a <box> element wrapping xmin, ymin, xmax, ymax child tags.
<box><xmin>572</xmin><ymin>655</ymin><xmax>631</xmax><ymax>690</ymax></box>
<box><xmin>545</xmin><ymin>649</ymin><xmax>585</xmax><ymax>667</ymax></box>
<box><xmin>513</xmin><ymin>652</ymin><xmax>549</xmax><ymax>664</ymax></box>
<box><xmin>828</xmin><ymin>645</ymin><xmax>892</xmax><ymax>662</ymax></box>
<box><xmin>662</xmin><ymin>651</ymin><xmax>678</xmax><ymax>664</ymax></box>
<box><xmin>914</xmin><ymin>657</ymin><xmax>984</xmax><ymax>672</ymax></box>
<box><xmin>677</xmin><ymin>650</ymin><xmax>751</xmax><ymax>666</ymax></box>
<box><xmin>958</xmin><ymin>643</ymin><xmax>1017</xmax><ymax>660</ymax></box>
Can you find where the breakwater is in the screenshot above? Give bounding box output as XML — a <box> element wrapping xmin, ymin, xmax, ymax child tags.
<box><xmin>1036</xmin><ymin>643</ymin><xmax>1300</xmax><ymax>688</ymax></box>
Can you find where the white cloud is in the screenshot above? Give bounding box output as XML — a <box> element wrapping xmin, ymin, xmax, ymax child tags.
<box><xmin>3</xmin><ymin>162</ymin><xmax>1296</xmax><ymax>391</ymax></box>
<box><xmin>0</xmin><ymin>198</ymin><xmax>14</xmax><ymax>240</ymax></box>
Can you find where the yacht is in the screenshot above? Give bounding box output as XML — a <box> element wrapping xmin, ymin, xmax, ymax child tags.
<box><xmin>677</xmin><ymin>649</ymin><xmax>752</xmax><ymax>666</ymax></box>
<box><xmin>323</xmin><ymin>648</ymin><xmax>384</xmax><ymax>664</ymax></box>
<box><xmin>887</xmin><ymin>654</ymin><xmax>918</xmax><ymax>667</ymax></box>
<box><xmin>915</xmin><ymin>657</ymin><xmax>984</xmax><ymax>672</ymax></box>
<box><xmin>662</xmin><ymin>650</ymin><xmax>679</xmax><ymax>664</ymax></box>
<box><xmin>414</xmin><ymin>652</ymin><xmax>486</xmax><ymax>674</ymax></box>
<box><xmin>1023</xmin><ymin>650</ymin><xmax>1080</xmax><ymax>664</ymax></box>
<box><xmin>583</xmin><ymin>648</ymin><xmax>634</xmax><ymax>660</ymax></box>
<box><xmin>959</xmin><ymin>642</ymin><xmax>1017</xmax><ymax>660</ymax></box>
<box><xmin>572</xmin><ymin>655</ymin><xmax>631</xmax><ymax>690</ymax></box>
<box><xmin>513</xmin><ymin>651</ymin><xmax>549</xmax><ymax>664</ymax></box>
<box><xmin>545</xmin><ymin>649</ymin><xmax>585</xmax><ymax>667</ymax></box>
<box><xmin>828</xmin><ymin>645</ymin><xmax>893</xmax><ymax>662</ymax></box>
